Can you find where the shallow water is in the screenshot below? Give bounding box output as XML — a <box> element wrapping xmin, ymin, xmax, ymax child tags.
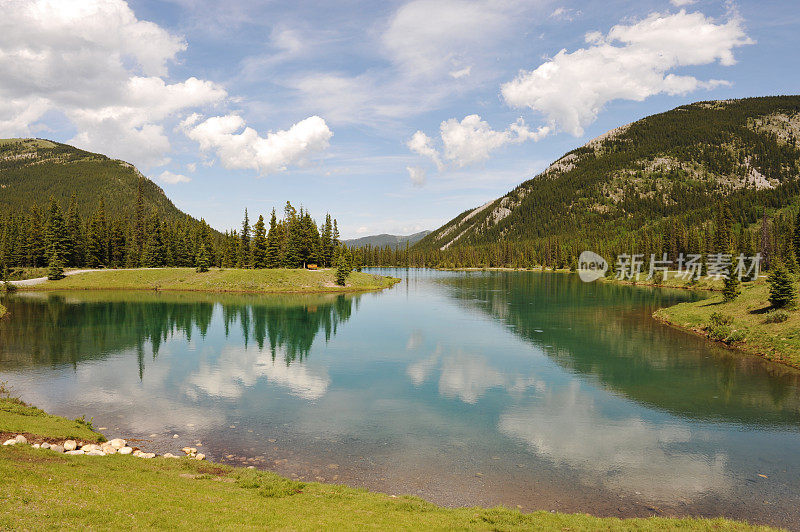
<box><xmin>1</xmin><ymin>269</ymin><xmax>799</xmax><ymax>528</ymax></box>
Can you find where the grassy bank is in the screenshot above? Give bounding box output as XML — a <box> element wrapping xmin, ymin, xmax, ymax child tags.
<box><xmin>0</xmin><ymin>303</ymin><xmax>5</xmax><ymax>319</ymax></box>
<box><xmin>655</xmin><ymin>278</ymin><xmax>800</xmax><ymax>369</ymax></box>
<box><xmin>603</xmin><ymin>273</ymin><xmax>724</xmax><ymax>291</ymax></box>
<box><xmin>26</xmin><ymin>268</ymin><xmax>399</xmax><ymax>294</ymax></box>
<box><xmin>0</xmin><ymin>398</ymin><xmax>769</xmax><ymax>530</ymax></box>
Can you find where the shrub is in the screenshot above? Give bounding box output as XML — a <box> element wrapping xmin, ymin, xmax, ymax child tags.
<box><xmin>763</xmin><ymin>310</ymin><xmax>790</xmax><ymax>324</ymax></box>
<box><xmin>725</xmin><ymin>329</ymin><xmax>747</xmax><ymax>343</ymax></box>
<box><xmin>707</xmin><ymin>324</ymin><xmax>732</xmax><ymax>341</ymax></box>
<box><xmin>709</xmin><ymin>312</ymin><xmax>733</xmax><ymax>327</ymax></box>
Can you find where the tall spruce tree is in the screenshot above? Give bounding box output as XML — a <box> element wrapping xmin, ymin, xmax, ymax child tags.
<box><xmin>335</xmin><ymin>245</ymin><xmax>351</xmax><ymax>286</ymax></box>
<box><xmin>196</xmin><ymin>242</ymin><xmax>210</xmax><ymax>272</ymax></box>
<box><xmin>239</xmin><ymin>208</ymin><xmax>251</xmax><ymax>268</ymax></box>
<box><xmin>266</xmin><ymin>209</ymin><xmax>281</xmax><ymax>268</ymax></box>
<box><xmin>47</xmin><ymin>250</ymin><xmax>65</xmax><ymax>280</ymax></box>
<box><xmin>252</xmin><ymin>215</ymin><xmax>267</xmax><ymax>268</ymax></box>
<box><xmin>768</xmin><ymin>262</ymin><xmax>795</xmax><ymax>308</ymax></box>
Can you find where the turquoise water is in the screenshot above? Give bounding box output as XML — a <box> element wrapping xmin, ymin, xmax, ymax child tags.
<box><xmin>1</xmin><ymin>269</ymin><xmax>799</xmax><ymax>527</ymax></box>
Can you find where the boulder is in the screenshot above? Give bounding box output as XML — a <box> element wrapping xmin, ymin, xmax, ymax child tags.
<box><xmin>50</xmin><ymin>444</ymin><xmax>65</xmax><ymax>453</ymax></box>
<box><xmin>137</xmin><ymin>452</ymin><xmax>156</xmax><ymax>459</ymax></box>
<box><xmin>109</xmin><ymin>438</ymin><xmax>126</xmax><ymax>449</ymax></box>
<box><xmin>15</xmin><ymin>435</ymin><xmax>28</xmax><ymax>444</ymax></box>
<box><xmin>66</xmin><ymin>449</ymin><xmax>85</xmax><ymax>455</ymax></box>
<box><xmin>86</xmin><ymin>450</ymin><xmax>105</xmax><ymax>456</ymax></box>
<box><xmin>3</xmin><ymin>440</ymin><xmax>16</xmax><ymax>446</ymax></box>
<box><xmin>63</xmin><ymin>440</ymin><xmax>77</xmax><ymax>451</ymax></box>
<box><xmin>103</xmin><ymin>447</ymin><xmax>117</xmax><ymax>455</ymax></box>
<box><xmin>41</xmin><ymin>442</ymin><xmax>51</xmax><ymax>449</ymax></box>
<box><xmin>195</xmin><ymin>453</ymin><xmax>206</xmax><ymax>461</ymax></box>
<box><xmin>32</xmin><ymin>443</ymin><xmax>40</xmax><ymax>449</ymax></box>
<box><xmin>118</xmin><ymin>447</ymin><xmax>133</xmax><ymax>455</ymax></box>
<box><xmin>82</xmin><ymin>444</ymin><xmax>100</xmax><ymax>453</ymax></box>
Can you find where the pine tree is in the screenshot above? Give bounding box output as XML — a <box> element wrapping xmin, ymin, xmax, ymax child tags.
<box><xmin>86</xmin><ymin>201</ymin><xmax>107</xmax><ymax>268</ymax></box>
<box><xmin>239</xmin><ymin>208</ymin><xmax>251</xmax><ymax>268</ymax></box>
<box><xmin>252</xmin><ymin>215</ymin><xmax>267</xmax><ymax>268</ymax></box>
<box><xmin>794</xmin><ymin>208</ymin><xmax>800</xmax><ymax>267</ymax></box>
<box><xmin>768</xmin><ymin>262</ymin><xmax>795</xmax><ymax>308</ymax></box>
<box><xmin>196</xmin><ymin>242</ymin><xmax>210</xmax><ymax>272</ymax></box>
<box><xmin>335</xmin><ymin>245</ymin><xmax>351</xmax><ymax>286</ymax></box>
<box><xmin>141</xmin><ymin>219</ymin><xmax>166</xmax><ymax>267</ymax></box>
<box><xmin>266</xmin><ymin>209</ymin><xmax>281</xmax><ymax>268</ymax></box>
<box><xmin>47</xmin><ymin>250</ymin><xmax>65</xmax><ymax>280</ymax></box>
<box><xmin>44</xmin><ymin>197</ymin><xmax>68</xmax><ymax>261</ymax></box>
<box><xmin>65</xmin><ymin>193</ymin><xmax>82</xmax><ymax>267</ymax></box>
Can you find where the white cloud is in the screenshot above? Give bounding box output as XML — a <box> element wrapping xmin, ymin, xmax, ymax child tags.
<box><xmin>0</xmin><ymin>0</ymin><xmax>226</xmax><ymax>168</ymax></box>
<box><xmin>671</xmin><ymin>0</ymin><xmax>696</xmax><ymax>6</ymax></box>
<box><xmin>184</xmin><ymin>114</ymin><xmax>333</xmax><ymax>175</ymax></box>
<box><xmin>407</xmin><ymin>131</ymin><xmax>443</xmax><ymax>170</ymax></box>
<box><xmin>550</xmin><ymin>7</ymin><xmax>581</xmax><ymax>21</ymax></box>
<box><xmin>409</xmin><ymin>115</ymin><xmax>549</xmax><ymax>169</ymax></box>
<box><xmin>449</xmin><ymin>66</ymin><xmax>472</xmax><ymax>79</ymax></box>
<box><xmin>382</xmin><ymin>0</ymin><xmax>512</xmax><ymax>77</ymax></box>
<box><xmin>156</xmin><ymin>170</ymin><xmax>191</xmax><ymax>184</ymax></box>
<box><xmin>406</xmin><ymin>165</ymin><xmax>427</xmax><ymax>187</ymax></box>
<box><xmin>501</xmin><ymin>10</ymin><xmax>753</xmax><ymax>136</ymax></box>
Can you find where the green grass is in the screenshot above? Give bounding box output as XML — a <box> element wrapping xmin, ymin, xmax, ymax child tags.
<box><xmin>27</xmin><ymin>268</ymin><xmax>400</xmax><ymax>294</ymax></box>
<box><xmin>0</xmin><ymin>396</ymin><xmax>103</xmax><ymax>442</ymax></box>
<box><xmin>655</xmin><ymin>278</ymin><xmax>800</xmax><ymax>368</ymax></box>
<box><xmin>0</xmin><ymin>303</ymin><xmax>5</xmax><ymax>319</ymax></box>
<box><xmin>0</xmin><ymin>397</ymin><xmax>774</xmax><ymax>530</ymax></box>
<box><xmin>604</xmin><ymin>273</ymin><xmax>724</xmax><ymax>291</ymax></box>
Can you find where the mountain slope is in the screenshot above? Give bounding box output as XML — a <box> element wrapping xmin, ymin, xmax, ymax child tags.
<box><xmin>345</xmin><ymin>230</ymin><xmax>431</xmax><ymax>249</ymax></box>
<box><xmin>417</xmin><ymin>96</ymin><xmax>800</xmax><ymax>254</ymax></box>
<box><xmin>0</xmin><ymin>138</ymin><xmax>193</xmax><ymax>222</ymax></box>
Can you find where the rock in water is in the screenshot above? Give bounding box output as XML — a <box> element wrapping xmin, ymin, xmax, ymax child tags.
<box><xmin>63</xmin><ymin>440</ymin><xmax>77</xmax><ymax>451</ymax></box>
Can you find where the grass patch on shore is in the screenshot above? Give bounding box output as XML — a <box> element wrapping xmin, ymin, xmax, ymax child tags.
<box><xmin>655</xmin><ymin>278</ymin><xmax>800</xmax><ymax>368</ymax></box>
<box><xmin>26</xmin><ymin>268</ymin><xmax>399</xmax><ymax>294</ymax></box>
<box><xmin>0</xmin><ymin>397</ymin><xmax>773</xmax><ymax>530</ymax></box>
<box><xmin>604</xmin><ymin>273</ymin><xmax>724</xmax><ymax>291</ymax></box>
<box><xmin>0</xmin><ymin>397</ymin><xmax>103</xmax><ymax>443</ymax></box>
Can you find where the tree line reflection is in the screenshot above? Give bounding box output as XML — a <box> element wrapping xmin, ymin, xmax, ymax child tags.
<box><xmin>0</xmin><ymin>292</ymin><xmax>358</xmax><ymax>376</ymax></box>
<box><xmin>439</xmin><ymin>271</ymin><xmax>800</xmax><ymax>427</ymax></box>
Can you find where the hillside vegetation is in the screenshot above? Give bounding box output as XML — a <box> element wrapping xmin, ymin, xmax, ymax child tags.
<box><xmin>0</xmin><ymin>138</ymin><xmax>188</xmax><ymax>221</ymax></box>
<box><xmin>406</xmin><ymin>96</ymin><xmax>800</xmax><ymax>268</ymax></box>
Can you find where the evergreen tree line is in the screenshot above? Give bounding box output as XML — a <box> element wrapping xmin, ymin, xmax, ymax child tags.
<box><xmin>0</xmin><ymin>185</ymin><xmax>353</xmax><ymax>273</ymax></box>
<box><xmin>220</xmin><ymin>201</ymin><xmax>346</xmax><ymax>269</ymax></box>
<box><xmin>0</xmin><ymin>181</ymin><xmax>222</xmax><ymax>270</ymax></box>
<box><xmin>358</xmin><ymin>203</ymin><xmax>800</xmax><ymax>274</ymax></box>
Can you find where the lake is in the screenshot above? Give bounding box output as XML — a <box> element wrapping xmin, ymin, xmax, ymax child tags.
<box><xmin>2</xmin><ymin>269</ymin><xmax>799</xmax><ymax>528</ymax></box>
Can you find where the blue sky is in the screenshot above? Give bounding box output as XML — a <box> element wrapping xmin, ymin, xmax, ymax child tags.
<box><xmin>0</xmin><ymin>0</ymin><xmax>798</xmax><ymax>237</ymax></box>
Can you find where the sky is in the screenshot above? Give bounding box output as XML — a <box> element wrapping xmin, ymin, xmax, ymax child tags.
<box><xmin>0</xmin><ymin>0</ymin><xmax>798</xmax><ymax>238</ymax></box>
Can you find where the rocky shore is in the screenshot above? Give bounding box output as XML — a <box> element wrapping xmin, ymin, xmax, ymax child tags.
<box><xmin>2</xmin><ymin>433</ymin><xmax>205</xmax><ymax>460</ymax></box>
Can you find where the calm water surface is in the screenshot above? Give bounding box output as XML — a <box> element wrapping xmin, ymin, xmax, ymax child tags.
<box><xmin>2</xmin><ymin>269</ymin><xmax>800</xmax><ymax>528</ymax></box>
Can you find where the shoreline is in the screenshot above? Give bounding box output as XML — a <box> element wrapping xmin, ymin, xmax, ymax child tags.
<box><xmin>0</xmin><ymin>397</ymin><xmax>770</xmax><ymax>530</ymax></box>
<box><xmin>9</xmin><ymin>267</ymin><xmax>400</xmax><ymax>295</ymax></box>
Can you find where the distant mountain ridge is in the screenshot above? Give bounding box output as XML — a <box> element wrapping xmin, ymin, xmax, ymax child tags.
<box><xmin>416</xmin><ymin>96</ymin><xmax>800</xmax><ymax>255</ymax></box>
<box><xmin>345</xmin><ymin>230</ymin><xmax>431</xmax><ymax>249</ymax></box>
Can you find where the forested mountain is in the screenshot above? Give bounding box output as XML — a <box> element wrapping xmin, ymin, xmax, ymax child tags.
<box><xmin>0</xmin><ymin>138</ymin><xmax>190</xmax><ymax>221</ymax></box>
<box><xmin>0</xmin><ymin>139</ymin><xmax>348</xmax><ymax>272</ymax></box>
<box><xmin>407</xmin><ymin>96</ymin><xmax>800</xmax><ymax>268</ymax></box>
<box><xmin>345</xmin><ymin>230</ymin><xmax>430</xmax><ymax>249</ymax></box>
